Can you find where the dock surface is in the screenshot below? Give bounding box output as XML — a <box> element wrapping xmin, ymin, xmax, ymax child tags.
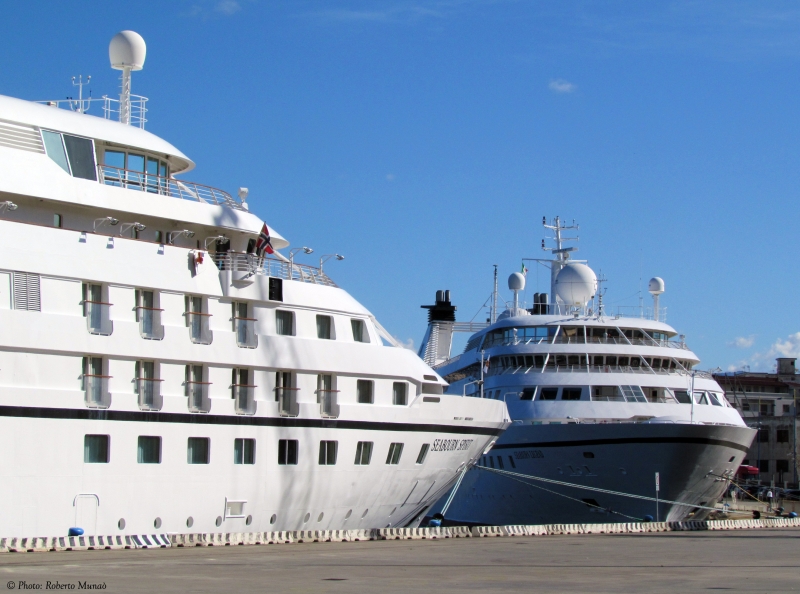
<box><xmin>1</xmin><ymin>528</ymin><xmax>798</xmax><ymax>593</ymax></box>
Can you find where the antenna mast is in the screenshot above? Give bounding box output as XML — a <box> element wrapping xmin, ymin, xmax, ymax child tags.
<box><xmin>491</xmin><ymin>265</ymin><xmax>498</xmax><ymax>324</ymax></box>
<box><xmin>541</xmin><ymin>216</ymin><xmax>579</xmax><ymax>306</ymax></box>
<box><xmin>69</xmin><ymin>75</ymin><xmax>91</xmax><ymax>114</ymax></box>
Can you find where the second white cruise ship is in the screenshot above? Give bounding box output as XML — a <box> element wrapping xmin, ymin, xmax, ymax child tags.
<box><xmin>420</xmin><ymin>217</ymin><xmax>755</xmax><ymax>525</ymax></box>
<box><xmin>0</xmin><ymin>31</ymin><xmax>508</xmax><ymax>538</ymax></box>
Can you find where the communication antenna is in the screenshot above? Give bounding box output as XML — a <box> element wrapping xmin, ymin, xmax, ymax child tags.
<box><xmin>69</xmin><ymin>75</ymin><xmax>91</xmax><ymax>114</ymax></box>
<box><xmin>491</xmin><ymin>265</ymin><xmax>498</xmax><ymax>324</ymax></box>
<box><xmin>648</xmin><ymin>277</ymin><xmax>665</xmax><ymax>322</ymax></box>
<box><xmin>596</xmin><ymin>271</ymin><xmax>607</xmax><ymax>318</ymax></box>
<box><xmin>109</xmin><ymin>31</ymin><xmax>146</xmax><ymax>125</ymax></box>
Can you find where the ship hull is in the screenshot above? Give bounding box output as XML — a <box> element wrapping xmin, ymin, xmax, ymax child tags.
<box><xmin>437</xmin><ymin>422</ymin><xmax>756</xmax><ymax>525</ymax></box>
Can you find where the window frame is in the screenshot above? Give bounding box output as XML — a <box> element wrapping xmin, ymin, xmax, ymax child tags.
<box><xmin>84</xmin><ymin>434</ymin><xmax>110</xmax><ymax>464</ymax></box>
<box><xmin>234</xmin><ymin>438</ymin><xmax>256</xmax><ymax>465</ymax></box>
<box><xmin>278</xmin><ymin>439</ymin><xmax>299</xmax><ymax>465</ymax></box>
<box><xmin>187</xmin><ymin>437</ymin><xmax>211</xmax><ymax>464</ymax></box>
<box><xmin>137</xmin><ymin>435</ymin><xmax>162</xmax><ymax>464</ymax></box>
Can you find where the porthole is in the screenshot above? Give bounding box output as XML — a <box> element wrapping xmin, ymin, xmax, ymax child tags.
<box><xmin>303</xmin><ymin>513</ymin><xmax>310</xmax><ymax>523</ymax></box>
<box><xmin>317</xmin><ymin>512</ymin><xmax>324</xmax><ymax>522</ymax></box>
<box><xmin>154</xmin><ymin>517</ymin><xmax>162</xmax><ymax>529</ymax></box>
<box><xmin>389</xmin><ymin>507</ymin><xmax>396</xmax><ymax>517</ymax></box>
<box><xmin>246</xmin><ymin>515</ymin><xmax>253</xmax><ymax>526</ymax></box>
<box><xmin>270</xmin><ymin>514</ymin><xmax>277</xmax><ymax>525</ymax></box>
<box><xmin>117</xmin><ymin>518</ymin><xmax>126</xmax><ymax>530</ymax></box>
<box><xmin>215</xmin><ymin>516</ymin><xmax>222</xmax><ymax>527</ymax></box>
<box><xmin>344</xmin><ymin>509</ymin><xmax>352</xmax><ymax>520</ymax></box>
<box><xmin>361</xmin><ymin>509</ymin><xmax>369</xmax><ymax>519</ymax></box>
<box><xmin>186</xmin><ymin>517</ymin><xmax>194</xmax><ymax>528</ymax></box>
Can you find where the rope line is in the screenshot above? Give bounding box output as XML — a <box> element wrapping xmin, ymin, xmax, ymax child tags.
<box><xmin>476</xmin><ymin>465</ymin><xmax>721</xmax><ymax>513</ymax></box>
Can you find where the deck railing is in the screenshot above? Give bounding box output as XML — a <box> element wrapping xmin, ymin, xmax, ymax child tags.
<box><xmin>97</xmin><ymin>165</ymin><xmax>247</xmax><ymax>211</ymax></box>
<box><xmin>212</xmin><ymin>253</ymin><xmax>338</xmax><ymax>287</ymax></box>
<box><xmin>483</xmin><ymin>335</ymin><xmax>688</xmax><ymax>350</ymax></box>
<box><xmin>495</xmin><ymin>364</ymin><xmax>712</xmax><ymax>379</ymax></box>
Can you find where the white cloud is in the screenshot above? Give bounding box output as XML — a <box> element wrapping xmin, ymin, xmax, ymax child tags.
<box><xmin>729</xmin><ymin>335</ymin><xmax>755</xmax><ymax>348</ymax></box>
<box><xmin>548</xmin><ymin>79</ymin><xmax>576</xmax><ymax>93</ymax></box>
<box><xmin>730</xmin><ymin>331</ymin><xmax>800</xmax><ymax>372</ymax></box>
<box><xmin>216</xmin><ymin>0</ymin><xmax>241</xmax><ymax>15</ymax></box>
<box><xmin>394</xmin><ymin>336</ymin><xmax>416</xmax><ymax>350</ymax></box>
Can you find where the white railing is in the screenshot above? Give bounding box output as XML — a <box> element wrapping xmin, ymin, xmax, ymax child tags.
<box><xmin>98</xmin><ymin>165</ymin><xmax>247</xmax><ymax>211</ymax></box>
<box><xmin>212</xmin><ymin>253</ymin><xmax>338</xmax><ymax>287</ymax></box>
<box><xmin>495</xmin><ymin>365</ymin><xmax>712</xmax><ymax>379</ymax></box>
<box><xmin>483</xmin><ymin>335</ymin><xmax>688</xmax><ymax>350</ymax></box>
<box><xmin>37</xmin><ymin>95</ymin><xmax>148</xmax><ymax>129</ymax></box>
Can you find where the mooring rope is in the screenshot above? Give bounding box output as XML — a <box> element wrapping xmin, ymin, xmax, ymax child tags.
<box><xmin>476</xmin><ymin>465</ymin><xmax>722</xmax><ymax>513</ymax></box>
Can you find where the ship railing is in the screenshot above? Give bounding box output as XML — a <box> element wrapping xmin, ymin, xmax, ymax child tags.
<box><xmin>211</xmin><ymin>252</ymin><xmax>338</xmax><ymax>287</ymax></box>
<box><xmin>36</xmin><ymin>95</ymin><xmax>148</xmax><ymax>129</ymax></box>
<box><xmin>97</xmin><ymin>165</ymin><xmax>247</xmax><ymax>211</ymax></box>
<box><xmin>483</xmin><ymin>335</ymin><xmax>688</xmax><ymax>349</ymax></box>
<box><xmin>496</xmin><ymin>364</ymin><xmax>712</xmax><ymax>379</ymax></box>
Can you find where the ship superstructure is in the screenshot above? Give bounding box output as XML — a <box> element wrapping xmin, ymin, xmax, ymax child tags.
<box><xmin>420</xmin><ymin>217</ymin><xmax>755</xmax><ymax>525</ymax></box>
<box><xmin>0</xmin><ymin>31</ymin><xmax>508</xmax><ymax>537</ymax></box>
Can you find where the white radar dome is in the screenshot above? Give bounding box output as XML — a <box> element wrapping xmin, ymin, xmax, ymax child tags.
<box><xmin>648</xmin><ymin>277</ymin><xmax>665</xmax><ymax>295</ymax></box>
<box><xmin>109</xmin><ymin>31</ymin><xmax>146</xmax><ymax>71</ymax></box>
<box><xmin>554</xmin><ymin>263</ymin><xmax>597</xmax><ymax>306</ymax></box>
<box><xmin>508</xmin><ymin>272</ymin><xmax>526</xmax><ymax>291</ymax></box>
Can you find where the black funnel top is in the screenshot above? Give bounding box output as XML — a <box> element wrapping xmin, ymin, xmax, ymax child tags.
<box><xmin>421</xmin><ymin>289</ymin><xmax>456</xmax><ymax>323</ymax></box>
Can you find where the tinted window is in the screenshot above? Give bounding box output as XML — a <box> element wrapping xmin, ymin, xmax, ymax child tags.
<box><xmin>103</xmin><ymin>150</ymin><xmax>125</xmax><ymax>168</ymax></box>
<box><xmin>63</xmin><ymin>135</ymin><xmax>97</xmax><ymax>181</ymax></box>
<box><xmin>562</xmin><ymin>388</ymin><xmax>582</xmax><ymax>401</ymax></box>
<box><xmin>187</xmin><ymin>437</ymin><xmax>210</xmax><ymax>464</ymax></box>
<box><xmin>42</xmin><ymin>130</ymin><xmax>70</xmax><ymax>174</ymax></box>
<box><xmin>540</xmin><ymin>388</ymin><xmax>558</xmax><ymax>400</ymax></box>
<box><xmin>84</xmin><ymin>434</ymin><xmax>109</xmax><ymax>463</ymax></box>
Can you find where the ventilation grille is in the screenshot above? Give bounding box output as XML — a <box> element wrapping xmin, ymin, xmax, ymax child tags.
<box><xmin>0</xmin><ymin>119</ymin><xmax>44</xmax><ymax>154</ymax></box>
<box><xmin>12</xmin><ymin>272</ymin><xmax>41</xmax><ymax>311</ymax></box>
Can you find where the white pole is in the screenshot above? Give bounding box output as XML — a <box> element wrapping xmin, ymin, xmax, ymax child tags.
<box><xmin>119</xmin><ymin>66</ymin><xmax>132</xmax><ymax>125</ymax></box>
<box><xmin>480</xmin><ymin>350</ymin><xmax>485</xmax><ymax>399</ymax></box>
<box><xmin>655</xmin><ymin>472</ymin><xmax>660</xmax><ymax>522</ymax></box>
<box><xmin>690</xmin><ymin>370</ymin><xmax>696</xmax><ymax>424</ymax></box>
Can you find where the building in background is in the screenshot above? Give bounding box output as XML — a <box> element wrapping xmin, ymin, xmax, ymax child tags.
<box><xmin>714</xmin><ymin>358</ymin><xmax>799</xmax><ymax>488</ymax></box>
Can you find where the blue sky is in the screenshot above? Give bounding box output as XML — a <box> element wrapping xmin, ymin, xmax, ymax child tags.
<box><xmin>3</xmin><ymin>1</ymin><xmax>800</xmax><ymax>371</ymax></box>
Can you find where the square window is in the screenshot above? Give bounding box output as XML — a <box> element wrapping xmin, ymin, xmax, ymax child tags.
<box><xmin>137</xmin><ymin>436</ymin><xmax>161</xmax><ymax>464</ymax></box>
<box><xmin>758</xmin><ymin>428</ymin><xmax>770</xmax><ymax>443</ymax></box>
<box><xmin>386</xmin><ymin>442</ymin><xmax>404</xmax><ymax>465</ymax></box>
<box><xmin>316</xmin><ymin>315</ymin><xmax>332</xmax><ymax>339</ymax></box>
<box><xmin>777</xmin><ymin>460</ymin><xmax>790</xmax><ymax>473</ymax></box>
<box><xmin>234</xmin><ymin>438</ymin><xmax>255</xmax><ymax>464</ymax></box>
<box><xmin>54</xmin><ymin>213</ymin><xmax>62</xmax><ymax>228</ymax></box>
<box><xmin>777</xmin><ymin>429</ymin><xmax>790</xmax><ymax>443</ymax></box>
<box><xmin>278</xmin><ymin>439</ymin><xmax>298</xmax><ymax>465</ymax></box>
<box><xmin>416</xmin><ymin>444</ymin><xmax>430</xmax><ymax>465</ymax></box>
<box><xmin>318</xmin><ymin>440</ymin><xmax>338</xmax><ymax>465</ymax></box>
<box><xmin>758</xmin><ymin>459</ymin><xmax>770</xmax><ymax>473</ymax></box>
<box><xmin>84</xmin><ymin>434</ymin><xmax>109</xmax><ymax>463</ymax></box>
<box><xmin>392</xmin><ymin>382</ymin><xmax>407</xmax><ymax>406</ymax></box>
<box><xmin>276</xmin><ymin>310</ymin><xmax>294</xmax><ymax>336</ymax></box>
<box><xmin>561</xmin><ymin>388</ymin><xmax>582</xmax><ymax>401</ymax></box>
<box><xmin>354</xmin><ymin>441</ymin><xmax>373</xmax><ymax>465</ymax></box>
<box><xmin>187</xmin><ymin>437</ymin><xmax>210</xmax><ymax>464</ymax></box>
<box><xmin>357</xmin><ymin>380</ymin><xmax>374</xmax><ymax>404</ymax></box>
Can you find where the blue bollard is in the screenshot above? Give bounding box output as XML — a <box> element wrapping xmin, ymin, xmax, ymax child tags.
<box><xmin>68</xmin><ymin>527</ymin><xmax>84</xmax><ymax>536</ymax></box>
<box><xmin>788</xmin><ymin>512</ymin><xmax>798</xmax><ymax>519</ymax></box>
<box><xmin>642</xmin><ymin>515</ymin><xmax>653</xmax><ymax>522</ymax></box>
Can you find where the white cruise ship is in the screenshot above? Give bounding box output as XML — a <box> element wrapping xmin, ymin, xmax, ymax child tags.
<box><xmin>0</xmin><ymin>31</ymin><xmax>508</xmax><ymax>538</ymax></box>
<box><xmin>420</xmin><ymin>217</ymin><xmax>755</xmax><ymax>525</ymax></box>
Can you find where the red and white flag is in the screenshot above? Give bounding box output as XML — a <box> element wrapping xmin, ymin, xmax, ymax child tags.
<box><xmin>255</xmin><ymin>222</ymin><xmax>274</xmax><ymax>257</ymax></box>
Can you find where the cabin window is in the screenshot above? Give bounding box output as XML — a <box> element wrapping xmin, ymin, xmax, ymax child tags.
<box><xmin>63</xmin><ymin>135</ymin><xmax>97</xmax><ymax>180</ymax></box>
<box><xmin>135</xmin><ymin>360</ymin><xmax>162</xmax><ymax>411</ymax></box>
<box><xmin>53</xmin><ymin>213</ymin><xmax>62</xmax><ymax>228</ymax></box>
<box><xmin>386</xmin><ymin>443</ymin><xmax>404</xmax><ymax>465</ymax></box>
<box><xmin>539</xmin><ymin>388</ymin><xmax>558</xmax><ymax>401</ymax></box>
<box><xmin>278</xmin><ymin>439</ymin><xmax>298</xmax><ymax>465</ymax></box>
<box><xmin>185</xmin><ymin>295</ymin><xmax>212</xmax><ymax>344</ymax></box>
<box><xmin>84</xmin><ymin>435</ymin><xmax>109</xmax><ymax>463</ymax></box>
<box><xmin>520</xmin><ymin>387</ymin><xmax>536</xmax><ymax>400</ymax></box>
<box><xmin>186</xmin><ymin>364</ymin><xmax>211</xmax><ymax>413</ymax></box>
<box><xmin>234</xmin><ymin>438</ymin><xmax>256</xmax><ymax>464</ymax></box>
<box><xmin>357</xmin><ymin>379</ymin><xmax>374</xmax><ymax>404</ymax></box>
<box><xmin>234</xmin><ymin>302</ymin><xmax>257</xmax><ymax>348</ymax></box>
<box><xmin>187</xmin><ymin>437</ymin><xmax>210</xmax><ymax>464</ymax></box>
<box><xmin>318</xmin><ymin>441</ymin><xmax>338</xmax><ymax>465</ymax></box>
<box><xmin>674</xmin><ymin>390</ymin><xmax>691</xmax><ymax>404</ymax></box>
<box><xmin>416</xmin><ymin>444</ymin><xmax>430</xmax><ymax>465</ymax></box>
<box><xmin>232</xmin><ymin>368</ymin><xmax>256</xmax><ymax>415</ymax></box>
<box><xmin>354</xmin><ymin>441</ymin><xmax>373</xmax><ymax>465</ymax></box>
<box><xmin>316</xmin><ymin>315</ymin><xmax>333</xmax><ymax>339</ymax></box>
<box><xmin>562</xmin><ymin>388</ymin><xmax>582</xmax><ymax>401</ymax></box>
<box><xmin>268</xmin><ymin>278</ymin><xmax>283</xmax><ymax>301</ymax></box>
<box><xmin>275</xmin><ymin>310</ymin><xmax>294</xmax><ymax>336</ymax></box>
<box><xmin>137</xmin><ymin>436</ymin><xmax>161</xmax><ymax>464</ymax></box>
<box><xmin>42</xmin><ymin>130</ymin><xmax>70</xmax><ymax>174</ymax></box>
<box><xmin>392</xmin><ymin>382</ymin><xmax>407</xmax><ymax>405</ymax></box>
<box><xmin>351</xmin><ymin>319</ymin><xmax>370</xmax><ymax>343</ymax></box>
<box><xmin>83</xmin><ymin>356</ymin><xmax>110</xmax><ymax>408</ymax></box>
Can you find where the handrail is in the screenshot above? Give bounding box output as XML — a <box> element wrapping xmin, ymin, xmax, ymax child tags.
<box><xmin>185</xmin><ymin>311</ymin><xmax>213</xmax><ymax>317</ymax></box>
<box><xmin>83</xmin><ymin>374</ymin><xmax>113</xmax><ymax>379</ymax></box>
<box><xmin>84</xmin><ymin>300</ymin><xmax>114</xmax><ymax>306</ymax></box>
<box><xmin>136</xmin><ymin>306</ymin><xmax>164</xmax><ymax>311</ymax></box>
<box><xmin>212</xmin><ymin>252</ymin><xmax>338</xmax><ymax>287</ymax></box>
<box><xmin>136</xmin><ymin>377</ymin><xmax>165</xmax><ymax>382</ymax></box>
<box><xmin>97</xmin><ymin>165</ymin><xmax>246</xmax><ymax>211</ymax></box>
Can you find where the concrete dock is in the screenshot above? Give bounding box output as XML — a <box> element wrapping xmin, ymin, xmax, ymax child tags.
<box><xmin>0</xmin><ymin>528</ymin><xmax>798</xmax><ymax>593</ymax></box>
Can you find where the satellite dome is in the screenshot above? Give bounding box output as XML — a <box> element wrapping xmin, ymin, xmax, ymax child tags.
<box><xmin>648</xmin><ymin>277</ymin><xmax>665</xmax><ymax>295</ymax></box>
<box><xmin>554</xmin><ymin>263</ymin><xmax>597</xmax><ymax>306</ymax></box>
<box><xmin>109</xmin><ymin>31</ymin><xmax>146</xmax><ymax>71</ymax></box>
<box><xmin>508</xmin><ymin>272</ymin><xmax>525</xmax><ymax>291</ymax></box>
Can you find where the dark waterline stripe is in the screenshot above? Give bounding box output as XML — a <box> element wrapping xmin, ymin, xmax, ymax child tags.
<box><xmin>493</xmin><ymin>435</ymin><xmax>751</xmax><ymax>453</ymax></box>
<box><xmin>0</xmin><ymin>405</ymin><xmax>504</xmax><ymax>436</ymax></box>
